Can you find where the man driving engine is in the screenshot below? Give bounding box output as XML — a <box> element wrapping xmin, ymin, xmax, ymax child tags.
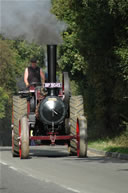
<box><xmin>24</xmin><ymin>58</ymin><xmax>45</xmax><ymax>87</ymax></box>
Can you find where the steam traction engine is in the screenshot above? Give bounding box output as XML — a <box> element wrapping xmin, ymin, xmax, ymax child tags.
<box><xmin>12</xmin><ymin>45</ymin><xmax>87</xmax><ymax>159</ymax></box>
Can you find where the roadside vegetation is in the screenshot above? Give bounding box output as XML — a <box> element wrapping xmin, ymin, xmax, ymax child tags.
<box><xmin>88</xmin><ymin>121</ymin><xmax>128</xmax><ymax>154</ymax></box>
<box><xmin>0</xmin><ymin>37</ymin><xmax>45</xmax><ymax>119</ymax></box>
<box><xmin>51</xmin><ymin>0</ymin><xmax>128</xmax><ymax>149</ymax></box>
<box><xmin>0</xmin><ymin>37</ymin><xmax>45</xmax><ymax>145</ymax></box>
<box><xmin>88</xmin><ymin>132</ymin><xmax>128</xmax><ymax>154</ymax></box>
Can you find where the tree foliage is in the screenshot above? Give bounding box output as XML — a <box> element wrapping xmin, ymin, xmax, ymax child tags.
<box><xmin>52</xmin><ymin>0</ymin><xmax>128</xmax><ymax>138</ymax></box>
<box><xmin>0</xmin><ymin>39</ymin><xmax>17</xmax><ymax>92</ymax></box>
<box><xmin>0</xmin><ymin>87</ymin><xmax>8</xmax><ymax>118</ymax></box>
<box><xmin>0</xmin><ymin>37</ymin><xmax>45</xmax><ymax>119</ymax></box>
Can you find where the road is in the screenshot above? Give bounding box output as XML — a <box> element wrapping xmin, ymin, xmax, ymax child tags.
<box><xmin>0</xmin><ymin>146</ymin><xmax>128</xmax><ymax>193</ymax></box>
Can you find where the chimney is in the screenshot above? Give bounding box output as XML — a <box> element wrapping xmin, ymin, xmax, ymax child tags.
<box><xmin>47</xmin><ymin>45</ymin><xmax>57</xmax><ymax>83</ymax></box>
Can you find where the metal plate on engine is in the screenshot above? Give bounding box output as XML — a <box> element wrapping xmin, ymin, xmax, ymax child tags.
<box><xmin>48</xmin><ymin>98</ymin><xmax>57</xmax><ymax>101</ymax></box>
<box><xmin>44</xmin><ymin>83</ymin><xmax>62</xmax><ymax>88</ymax></box>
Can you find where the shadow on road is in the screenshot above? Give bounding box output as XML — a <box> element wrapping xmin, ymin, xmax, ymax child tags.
<box><xmin>1</xmin><ymin>146</ymin><xmax>128</xmax><ymax>163</ymax></box>
<box><xmin>117</xmin><ymin>169</ymin><xmax>128</xmax><ymax>172</ymax></box>
<box><xmin>0</xmin><ymin>146</ymin><xmax>69</xmax><ymax>158</ymax></box>
<box><xmin>64</xmin><ymin>156</ymin><xmax>128</xmax><ymax>164</ymax></box>
<box><xmin>29</xmin><ymin>148</ymin><xmax>69</xmax><ymax>158</ymax></box>
<box><xmin>0</xmin><ymin>188</ymin><xmax>8</xmax><ymax>190</ymax></box>
<box><xmin>0</xmin><ymin>147</ymin><xmax>11</xmax><ymax>152</ymax></box>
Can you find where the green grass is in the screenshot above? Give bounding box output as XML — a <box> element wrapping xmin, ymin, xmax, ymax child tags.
<box><xmin>88</xmin><ymin>133</ymin><xmax>128</xmax><ymax>154</ymax></box>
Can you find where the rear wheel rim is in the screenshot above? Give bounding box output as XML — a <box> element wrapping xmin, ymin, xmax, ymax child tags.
<box><xmin>77</xmin><ymin>119</ymin><xmax>80</xmax><ymax>157</ymax></box>
<box><xmin>12</xmin><ymin>130</ymin><xmax>14</xmax><ymax>154</ymax></box>
<box><xmin>19</xmin><ymin>121</ymin><xmax>22</xmax><ymax>159</ymax></box>
<box><xmin>62</xmin><ymin>72</ymin><xmax>70</xmax><ymax>105</ymax></box>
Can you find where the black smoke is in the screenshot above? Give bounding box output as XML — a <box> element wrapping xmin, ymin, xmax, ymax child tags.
<box><xmin>0</xmin><ymin>0</ymin><xmax>64</xmax><ymax>44</ymax></box>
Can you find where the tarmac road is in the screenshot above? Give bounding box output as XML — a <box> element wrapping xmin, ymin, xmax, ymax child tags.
<box><xmin>0</xmin><ymin>146</ymin><xmax>128</xmax><ymax>193</ymax></box>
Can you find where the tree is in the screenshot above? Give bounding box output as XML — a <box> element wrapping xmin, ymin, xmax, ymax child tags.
<box><xmin>0</xmin><ymin>39</ymin><xmax>17</xmax><ymax>93</ymax></box>
<box><xmin>0</xmin><ymin>87</ymin><xmax>8</xmax><ymax>118</ymax></box>
<box><xmin>51</xmin><ymin>0</ymin><xmax>128</xmax><ymax>138</ymax></box>
<box><xmin>0</xmin><ymin>37</ymin><xmax>45</xmax><ymax>118</ymax></box>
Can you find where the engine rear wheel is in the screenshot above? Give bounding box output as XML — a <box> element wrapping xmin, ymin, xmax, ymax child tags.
<box><xmin>19</xmin><ymin>116</ymin><xmax>29</xmax><ymax>159</ymax></box>
<box><xmin>69</xmin><ymin>95</ymin><xmax>85</xmax><ymax>155</ymax></box>
<box><xmin>62</xmin><ymin>72</ymin><xmax>70</xmax><ymax>117</ymax></box>
<box><xmin>12</xmin><ymin>96</ymin><xmax>27</xmax><ymax>157</ymax></box>
<box><xmin>65</xmin><ymin>118</ymin><xmax>70</xmax><ymax>135</ymax></box>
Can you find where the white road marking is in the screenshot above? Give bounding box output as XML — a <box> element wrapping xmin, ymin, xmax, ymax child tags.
<box><xmin>0</xmin><ymin>161</ymin><xmax>8</xmax><ymax>165</ymax></box>
<box><xmin>27</xmin><ymin>173</ymin><xmax>39</xmax><ymax>179</ymax></box>
<box><xmin>0</xmin><ymin>160</ymin><xmax>81</xmax><ymax>193</ymax></box>
<box><xmin>44</xmin><ymin>179</ymin><xmax>51</xmax><ymax>183</ymax></box>
<box><xmin>56</xmin><ymin>183</ymin><xmax>80</xmax><ymax>193</ymax></box>
<box><xmin>9</xmin><ymin>166</ymin><xmax>18</xmax><ymax>171</ymax></box>
<box><xmin>27</xmin><ymin>172</ymin><xmax>80</xmax><ymax>193</ymax></box>
<box><xmin>66</xmin><ymin>187</ymin><xmax>80</xmax><ymax>193</ymax></box>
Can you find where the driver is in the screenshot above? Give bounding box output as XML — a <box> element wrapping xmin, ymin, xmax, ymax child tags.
<box><xmin>24</xmin><ymin>58</ymin><xmax>45</xmax><ymax>87</ymax></box>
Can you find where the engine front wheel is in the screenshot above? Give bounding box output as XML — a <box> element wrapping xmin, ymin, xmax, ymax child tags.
<box><xmin>19</xmin><ymin>116</ymin><xmax>29</xmax><ymax>159</ymax></box>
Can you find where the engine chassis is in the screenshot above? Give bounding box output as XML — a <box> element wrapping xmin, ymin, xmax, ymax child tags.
<box><xmin>18</xmin><ymin>83</ymin><xmax>74</xmax><ymax>145</ymax></box>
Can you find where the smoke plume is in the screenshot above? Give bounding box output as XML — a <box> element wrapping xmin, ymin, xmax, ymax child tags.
<box><xmin>0</xmin><ymin>0</ymin><xmax>65</xmax><ymax>44</ymax></box>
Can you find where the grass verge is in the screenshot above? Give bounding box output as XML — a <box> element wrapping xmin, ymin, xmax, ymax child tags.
<box><xmin>88</xmin><ymin>131</ymin><xmax>128</xmax><ymax>154</ymax></box>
